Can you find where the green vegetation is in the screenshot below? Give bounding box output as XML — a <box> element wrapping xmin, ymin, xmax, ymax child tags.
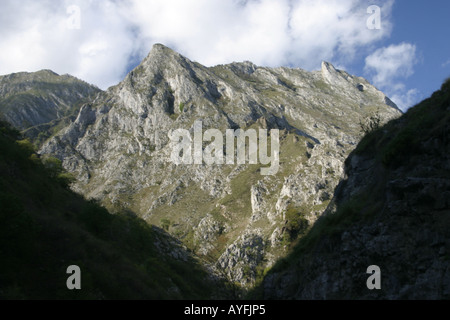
<box><xmin>313</xmin><ymin>80</ymin><xmax>331</xmax><ymax>93</ymax></box>
<box><xmin>355</xmin><ymin>77</ymin><xmax>450</xmax><ymax>168</ymax></box>
<box><xmin>282</xmin><ymin>205</ymin><xmax>309</xmax><ymax>243</ymax></box>
<box><xmin>179</xmin><ymin>102</ymin><xmax>185</xmax><ymax>113</ymax></box>
<box><xmin>0</xmin><ymin>121</ymin><xmax>218</xmax><ymax>299</ymax></box>
<box><xmin>218</xmin><ymin>165</ymin><xmax>261</xmax><ymax>218</ymax></box>
<box><xmin>160</xmin><ymin>219</ymin><xmax>172</xmax><ymax>231</ymax></box>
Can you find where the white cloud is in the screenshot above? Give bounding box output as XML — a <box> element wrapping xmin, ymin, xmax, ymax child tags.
<box><xmin>364</xmin><ymin>43</ymin><xmax>419</xmax><ymax>111</ymax></box>
<box><xmin>0</xmin><ymin>0</ymin><xmax>135</xmax><ymax>89</ymax></box>
<box><xmin>127</xmin><ymin>0</ymin><xmax>394</xmax><ymax>70</ymax></box>
<box><xmin>442</xmin><ymin>59</ymin><xmax>450</xmax><ymax>68</ymax></box>
<box><xmin>391</xmin><ymin>88</ymin><xmax>421</xmax><ymax>112</ymax></box>
<box><xmin>0</xmin><ymin>0</ymin><xmax>395</xmax><ymax>89</ymax></box>
<box><xmin>364</xmin><ymin>43</ymin><xmax>417</xmax><ymax>87</ymax></box>
<box><xmin>287</xmin><ymin>0</ymin><xmax>393</xmax><ymax>68</ymax></box>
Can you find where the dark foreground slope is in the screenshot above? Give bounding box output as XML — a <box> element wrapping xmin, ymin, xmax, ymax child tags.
<box><xmin>256</xmin><ymin>80</ymin><xmax>450</xmax><ymax>299</ymax></box>
<box><xmin>0</xmin><ymin>122</ymin><xmax>218</xmax><ymax>299</ymax></box>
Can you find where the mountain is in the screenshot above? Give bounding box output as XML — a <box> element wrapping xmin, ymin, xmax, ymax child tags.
<box><xmin>37</xmin><ymin>43</ymin><xmax>402</xmax><ymax>288</ymax></box>
<box><xmin>0</xmin><ymin>121</ymin><xmax>219</xmax><ymax>299</ymax></box>
<box><xmin>0</xmin><ymin>70</ymin><xmax>100</xmax><ymax>146</ymax></box>
<box><xmin>257</xmin><ymin>79</ymin><xmax>450</xmax><ymax>299</ymax></box>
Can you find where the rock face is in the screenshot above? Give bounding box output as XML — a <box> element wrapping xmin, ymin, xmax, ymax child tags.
<box><xmin>260</xmin><ymin>82</ymin><xmax>450</xmax><ymax>299</ymax></box>
<box><xmin>0</xmin><ymin>70</ymin><xmax>100</xmax><ymax>132</ymax></box>
<box><xmin>38</xmin><ymin>44</ymin><xmax>401</xmax><ymax>287</ymax></box>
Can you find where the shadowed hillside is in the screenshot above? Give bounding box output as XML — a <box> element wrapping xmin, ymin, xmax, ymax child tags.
<box><xmin>0</xmin><ymin>121</ymin><xmax>221</xmax><ymax>299</ymax></box>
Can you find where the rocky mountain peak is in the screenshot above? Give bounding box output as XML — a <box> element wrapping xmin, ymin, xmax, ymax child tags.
<box><xmin>112</xmin><ymin>43</ymin><xmax>216</xmax><ymax>116</ymax></box>
<box><xmin>227</xmin><ymin>61</ymin><xmax>258</xmax><ymax>75</ymax></box>
<box><xmin>321</xmin><ymin>60</ymin><xmax>337</xmax><ymax>74</ymax></box>
<box><xmin>320</xmin><ymin>60</ymin><xmax>401</xmax><ymax>113</ymax></box>
<box><xmin>38</xmin><ymin>45</ymin><xmax>402</xmax><ymax>288</ymax></box>
<box><xmin>34</xmin><ymin>69</ymin><xmax>60</xmax><ymax>77</ymax></box>
<box><xmin>321</xmin><ymin>60</ymin><xmax>357</xmax><ymax>87</ymax></box>
<box><xmin>135</xmin><ymin>43</ymin><xmax>204</xmax><ymax>78</ymax></box>
<box><xmin>141</xmin><ymin>43</ymin><xmax>184</xmax><ymax>67</ymax></box>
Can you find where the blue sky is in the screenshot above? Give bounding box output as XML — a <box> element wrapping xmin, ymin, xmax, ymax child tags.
<box><xmin>357</xmin><ymin>0</ymin><xmax>450</xmax><ymax>111</ymax></box>
<box><xmin>388</xmin><ymin>0</ymin><xmax>450</xmax><ymax>108</ymax></box>
<box><xmin>0</xmin><ymin>0</ymin><xmax>448</xmax><ymax>111</ymax></box>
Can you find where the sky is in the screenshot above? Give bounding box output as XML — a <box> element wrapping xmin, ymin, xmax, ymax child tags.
<box><xmin>0</xmin><ymin>0</ymin><xmax>449</xmax><ymax>112</ymax></box>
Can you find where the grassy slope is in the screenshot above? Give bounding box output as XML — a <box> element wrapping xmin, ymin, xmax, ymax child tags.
<box><xmin>0</xmin><ymin>121</ymin><xmax>216</xmax><ymax>300</ymax></box>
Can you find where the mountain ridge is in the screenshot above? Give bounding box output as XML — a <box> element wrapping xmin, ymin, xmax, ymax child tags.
<box><xmin>0</xmin><ymin>43</ymin><xmax>402</xmax><ymax>291</ymax></box>
<box><xmin>0</xmin><ymin>70</ymin><xmax>101</xmax><ymax>147</ymax></box>
<box><xmin>36</xmin><ymin>43</ymin><xmax>401</xmax><ymax>288</ymax></box>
